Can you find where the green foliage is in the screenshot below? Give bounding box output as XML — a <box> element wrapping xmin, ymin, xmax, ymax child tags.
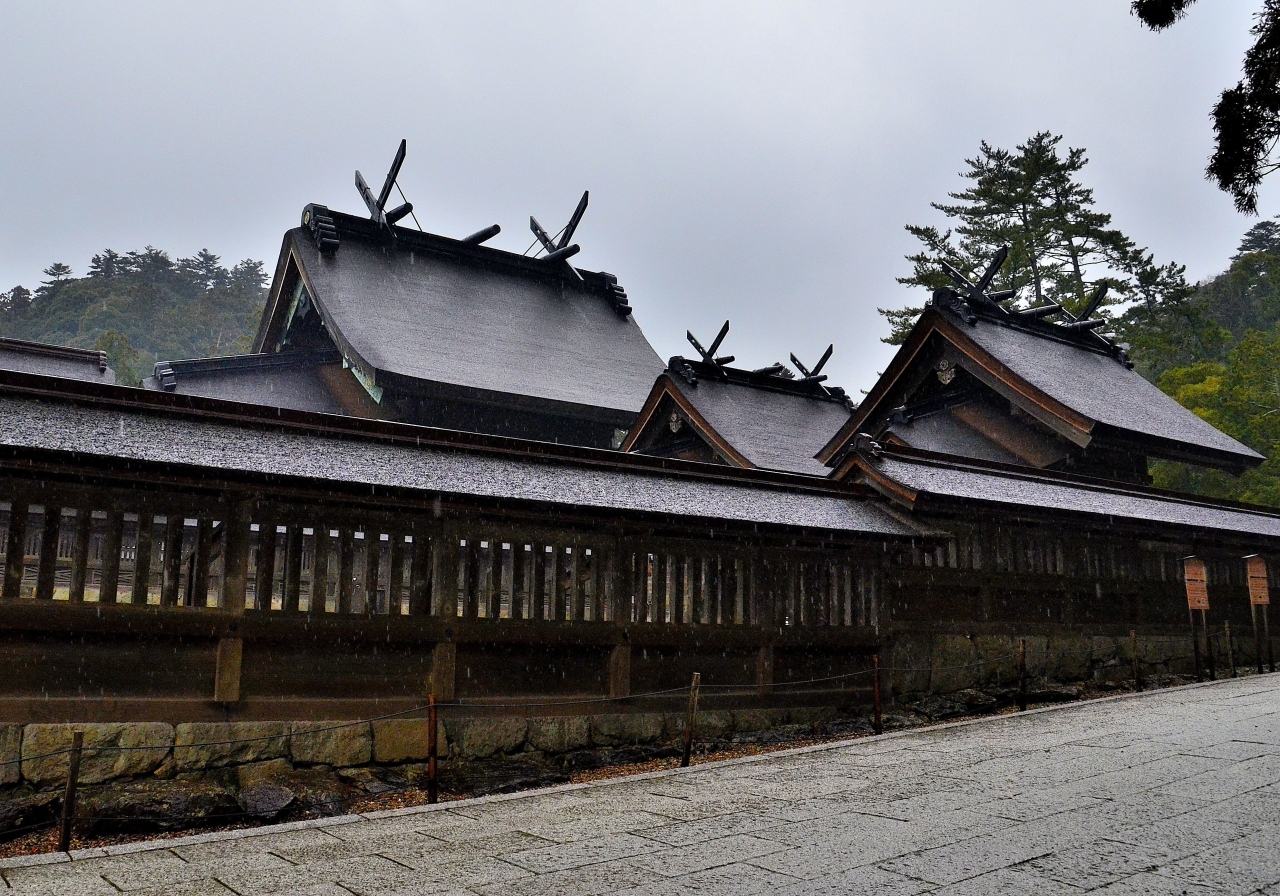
<box><xmin>0</xmin><ymin>247</ymin><xmax>266</xmax><ymax>383</ymax></box>
<box><xmin>881</xmin><ymin>132</ymin><xmax>1182</xmax><ymax>344</ymax></box>
<box><xmin>94</xmin><ymin>329</ymin><xmax>142</xmax><ymax>387</ymax></box>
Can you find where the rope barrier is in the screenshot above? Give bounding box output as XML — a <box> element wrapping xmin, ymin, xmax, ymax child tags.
<box><xmin>0</xmin><ymin>638</ymin><xmax>1256</xmax><ymax>769</ymax></box>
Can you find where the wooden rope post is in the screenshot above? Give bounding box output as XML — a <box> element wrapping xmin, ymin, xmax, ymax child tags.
<box><xmin>1225</xmin><ymin>621</ymin><xmax>1237</xmax><ymax>678</ymax></box>
<box><xmin>680</xmin><ymin>672</ymin><xmax>701</xmax><ymax>768</ymax></box>
<box><xmin>1202</xmin><ymin>609</ymin><xmax>1216</xmax><ymax>680</ymax></box>
<box><xmin>1017</xmin><ymin>639</ymin><xmax>1028</xmax><ymax>712</ymax></box>
<box><xmin>427</xmin><ymin>694</ymin><xmax>438</xmax><ymax>805</ymax></box>
<box><xmin>1190</xmin><ymin>609</ymin><xmax>1203</xmax><ymax>682</ymax></box>
<box><xmin>1131</xmin><ymin>630</ymin><xmax>1142</xmax><ymax>692</ymax></box>
<box><xmin>1253</xmin><ymin>604</ymin><xmax>1265</xmax><ymax>676</ymax></box>
<box><xmin>872</xmin><ymin>653</ymin><xmax>883</xmax><ymax>735</ymax></box>
<box><xmin>57</xmin><ymin>730</ymin><xmax>83</xmax><ymax>853</ymax></box>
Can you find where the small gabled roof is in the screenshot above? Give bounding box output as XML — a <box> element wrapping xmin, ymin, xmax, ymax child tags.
<box><xmin>254</xmin><ymin>209</ymin><xmax>664</xmax><ymax>420</ymax></box>
<box><xmin>623</xmin><ymin>359</ymin><xmax>853</xmax><ymax>476</ymax></box>
<box><xmin>0</xmin><ymin>337</ymin><xmax>114</xmax><ymax>385</ymax></box>
<box><xmin>841</xmin><ymin>443</ymin><xmax>1280</xmax><ymax>542</ymax></box>
<box><xmin>820</xmin><ymin>305</ymin><xmax>1263</xmax><ymax>472</ymax></box>
<box><xmin>140</xmin><ymin>349</ymin><xmax>378</xmax><ymax>418</ymax></box>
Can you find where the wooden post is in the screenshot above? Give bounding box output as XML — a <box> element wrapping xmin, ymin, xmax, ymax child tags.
<box><xmin>132</xmin><ymin>508</ymin><xmax>154</xmax><ymax>605</ymax></box>
<box><xmin>407</xmin><ymin>530</ymin><xmax>431</xmax><ymax>616</ymax></box>
<box><xmin>191</xmin><ymin>519</ymin><xmax>213</xmax><ymax>608</ymax></box>
<box><xmin>463</xmin><ymin>539</ymin><xmax>480</xmax><ymax>619</ymax></box>
<box><xmin>387</xmin><ymin>531</ymin><xmax>406</xmax><ymax>616</ymax></box>
<box><xmin>1266</xmin><ymin>605</ymin><xmax>1276</xmax><ymax>673</ymax></box>
<box><xmin>1131</xmin><ymin>629</ymin><xmax>1142</xmax><ymax>692</ymax></box>
<box><xmin>490</xmin><ymin>539</ymin><xmax>505</xmax><ymax>620</ymax></box>
<box><xmin>431</xmin><ymin>642</ymin><xmax>456</xmax><ymax>700</ymax></box>
<box><xmin>2</xmin><ymin>498</ymin><xmax>28</xmax><ymax>601</ymax></box>
<box><xmin>68</xmin><ymin>509</ymin><xmax>91</xmax><ymax>603</ymax></box>
<box><xmin>57</xmin><ymin>730</ymin><xmax>83</xmax><ymax>853</ymax></box>
<box><xmin>365</xmin><ymin>530</ymin><xmax>382</xmax><ymax>615</ymax></box>
<box><xmin>312</xmin><ymin>524</ymin><xmax>332</xmax><ymax>613</ymax></box>
<box><xmin>282</xmin><ymin>525</ymin><xmax>303</xmax><ymax>613</ymax></box>
<box><xmin>680</xmin><ymin>672</ymin><xmax>701</xmax><ymax>768</ymax></box>
<box><xmin>220</xmin><ymin>501</ymin><xmax>252</xmax><ymax>612</ymax></box>
<box><xmin>872</xmin><ymin>653</ymin><xmax>883</xmax><ymax>735</ymax></box>
<box><xmin>338</xmin><ymin>528</ymin><xmax>355</xmax><ymax>614</ymax></box>
<box><xmin>255</xmin><ymin>521</ymin><xmax>278</xmax><ymax>611</ymax></box>
<box><xmin>214</xmin><ymin>635</ymin><xmax>243</xmax><ymax>703</ymax></box>
<box><xmin>1202</xmin><ymin>609</ymin><xmax>1216</xmax><ymax>680</ymax></box>
<box><xmin>98</xmin><ymin>510</ymin><xmax>123</xmax><ymax>605</ymax></box>
<box><xmin>1253</xmin><ymin>604</ymin><xmax>1266</xmax><ymax>676</ymax></box>
<box><xmin>160</xmin><ymin>514</ymin><xmax>184</xmax><ymax>607</ymax></box>
<box><xmin>756</xmin><ymin>644</ymin><xmax>773</xmax><ymax>694</ymax></box>
<box><xmin>1190</xmin><ymin>608</ymin><xmax>1203</xmax><ymax>682</ymax></box>
<box><xmin>1017</xmin><ymin>638</ymin><xmax>1028</xmax><ymax>712</ymax></box>
<box><xmin>35</xmin><ymin>505</ymin><xmax>61</xmax><ymax>601</ymax></box>
<box><xmin>1225</xmin><ymin>621</ymin><xmax>1237</xmax><ymax>678</ymax></box>
<box><xmin>427</xmin><ymin>694</ymin><xmax>439</xmax><ymax>805</ymax></box>
<box><xmin>609</xmin><ymin>644</ymin><xmax>631</xmax><ymax>698</ymax></box>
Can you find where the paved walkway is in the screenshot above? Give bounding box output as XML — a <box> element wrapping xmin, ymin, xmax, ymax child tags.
<box><xmin>3</xmin><ymin>676</ymin><xmax>1279</xmax><ymax>896</ymax></box>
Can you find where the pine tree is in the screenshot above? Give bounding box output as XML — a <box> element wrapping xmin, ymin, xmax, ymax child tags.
<box><xmin>88</xmin><ymin>250</ymin><xmax>123</xmax><ymax>279</ymax></box>
<box><xmin>1233</xmin><ymin>217</ymin><xmax>1280</xmax><ymax>259</ymax></box>
<box><xmin>41</xmin><ymin>263</ymin><xmax>73</xmax><ymax>283</ymax></box>
<box><xmin>880</xmin><ymin>132</ymin><xmax>1174</xmax><ymax>344</ymax></box>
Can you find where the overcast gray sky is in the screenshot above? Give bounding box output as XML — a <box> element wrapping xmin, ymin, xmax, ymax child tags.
<box><xmin>0</xmin><ymin>1</ymin><xmax>1266</xmax><ymax>393</ymax></box>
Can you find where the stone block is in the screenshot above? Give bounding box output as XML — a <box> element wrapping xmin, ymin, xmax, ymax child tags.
<box><xmin>22</xmin><ymin>723</ymin><xmax>173</xmax><ymax>787</ymax></box>
<box><xmin>887</xmin><ymin>634</ymin><xmax>932</xmax><ymax>699</ymax></box>
<box><xmin>787</xmin><ymin>707</ymin><xmax>836</xmax><ymax>730</ymax></box>
<box><xmin>732</xmin><ymin>709</ymin><xmax>788</xmax><ymax>733</ymax></box>
<box><xmin>972</xmin><ymin>635</ymin><xmax>1019</xmax><ymax>686</ymax></box>
<box><xmin>526</xmin><ymin>716</ymin><xmax>590</xmax><ymax>754</ymax></box>
<box><xmin>1046</xmin><ymin>634</ymin><xmax>1091</xmax><ymax>680</ymax></box>
<box><xmin>0</xmin><ymin>724</ymin><xmax>19</xmax><ymax>786</ymax></box>
<box><xmin>372</xmin><ymin>719</ymin><xmax>445</xmax><ymax>763</ymax></box>
<box><xmin>446</xmin><ymin>717</ymin><xmax>527</xmax><ymax>758</ymax></box>
<box><xmin>173</xmin><ymin>722</ymin><xmax>290</xmax><ymax>771</ymax></box>
<box><xmin>930</xmin><ymin>634</ymin><xmax>979</xmax><ymax>693</ymax></box>
<box><xmin>590</xmin><ymin>713</ymin><xmax>664</xmax><ymax>747</ymax></box>
<box><xmin>290</xmin><ymin>721</ymin><xmax>372</xmax><ymax>767</ymax></box>
<box><xmin>236</xmin><ymin>758</ymin><xmax>293</xmax><ymax>788</ymax></box>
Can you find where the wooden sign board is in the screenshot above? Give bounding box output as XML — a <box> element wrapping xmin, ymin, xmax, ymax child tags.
<box><xmin>1246</xmin><ymin>555</ymin><xmax>1270</xmax><ymax>606</ymax></box>
<box><xmin>1184</xmin><ymin>556</ymin><xmax>1209</xmax><ymax>611</ymax></box>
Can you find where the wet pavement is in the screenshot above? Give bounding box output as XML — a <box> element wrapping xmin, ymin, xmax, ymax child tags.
<box><xmin>3</xmin><ymin>674</ymin><xmax>1278</xmax><ymax>895</ymax></box>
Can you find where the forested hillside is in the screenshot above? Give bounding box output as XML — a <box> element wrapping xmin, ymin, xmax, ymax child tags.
<box><xmin>0</xmin><ymin>248</ymin><xmax>266</xmax><ymax>386</ymax></box>
<box><xmin>1120</xmin><ymin>220</ymin><xmax>1280</xmax><ymax>506</ymax></box>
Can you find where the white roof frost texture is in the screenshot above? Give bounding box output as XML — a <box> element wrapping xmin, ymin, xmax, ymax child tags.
<box><xmin>0</xmin><ymin>396</ymin><xmax>914</xmax><ymax>536</ymax></box>
<box><xmin>962</xmin><ymin>319</ymin><xmax>1261</xmax><ymax>462</ymax></box>
<box><xmin>294</xmin><ymin>233</ymin><xmax>665</xmax><ymax>413</ymax></box>
<box><xmin>874</xmin><ymin>455</ymin><xmax>1280</xmax><ymax>539</ymax></box>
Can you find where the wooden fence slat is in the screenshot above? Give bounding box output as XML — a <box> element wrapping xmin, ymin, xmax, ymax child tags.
<box><xmin>388</xmin><ymin>531</ymin><xmax>405</xmax><ymax>616</ymax></box>
<box><xmin>338</xmin><ymin>528</ymin><xmax>355</xmax><ymax>614</ymax></box>
<box><xmin>283</xmin><ymin>524</ymin><xmax>303</xmax><ymax>613</ymax></box>
<box><xmin>160</xmin><ymin>515</ymin><xmax>183</xmax><ymax>608</ymax></box>
<box><xmin>2</xmin><ymin>499</ymin><xmax>28</xmax><ymax>601</ymax></box>
<box><xmin>131</xmin><ymin>509</ymin><xmax>154</xmax><ymax>605</ymax></box>
<box><xmin>35</xmin><ymin>506</ymin><xmax>62</xmax><ymax>601</ymax></box>
<box><xmin>365</xmin><ymin>530</ymin><xmax>381</xmax><ymax>615</ymax></box>
<box><xmin>98</xmin><ymin>510</ymin><xmax>123</xmax><ymax>605</ymax></box>
<box><xmin>190</xmin><ymin>519</ymin><xmax>213</xmax><ymax>608</ymax></box>
<box><xmin>68</xmin><ymin>509</ymin><xmax>91</xmax><ymax>603</ymax></box>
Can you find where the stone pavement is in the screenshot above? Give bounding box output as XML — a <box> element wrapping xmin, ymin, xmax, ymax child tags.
<box><xmin>3</xmin><ymin>675</ymin><xmax>1279</xmax><ymax>896</ymax></box>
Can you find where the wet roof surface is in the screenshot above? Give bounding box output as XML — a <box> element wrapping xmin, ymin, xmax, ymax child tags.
<box><xmin>293</xmin><ymin>231</ymin><xmax>665</xmax><ymax>413</ymax></box>
<box><xmin>671</xmin><ymin>375</ymin><xmax>851</xmax><ymax>475</ymax></box>
<box><xmin>963</xmin><ymin>317</ymin><xmax>1261</xmax><ymax>462</ymax></box>
<box><xmin>0</xmin><ymin>340</ymin><xmax>114</xmax><ymax>386</ymax></box>
<box><xmin>0</xmin><ymin>394</ymin><xmax>915</xmax><ymax>536</ymax></box>
<box><xmin>872</xmin><ymin>453</ymin><xmax>1280</xmax><ymax>538</ymax></box>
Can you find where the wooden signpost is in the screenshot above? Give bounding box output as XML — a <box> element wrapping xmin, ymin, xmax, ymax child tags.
<box><xmin>1245</xmin><ymin>555</ymin><xmax>1275</xmax><ymax>674</ymax></box>
<box><xmin>1184</xmin><ymin>557</ymin><xmax>1213</xmax><ymax>681</ymax></box>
